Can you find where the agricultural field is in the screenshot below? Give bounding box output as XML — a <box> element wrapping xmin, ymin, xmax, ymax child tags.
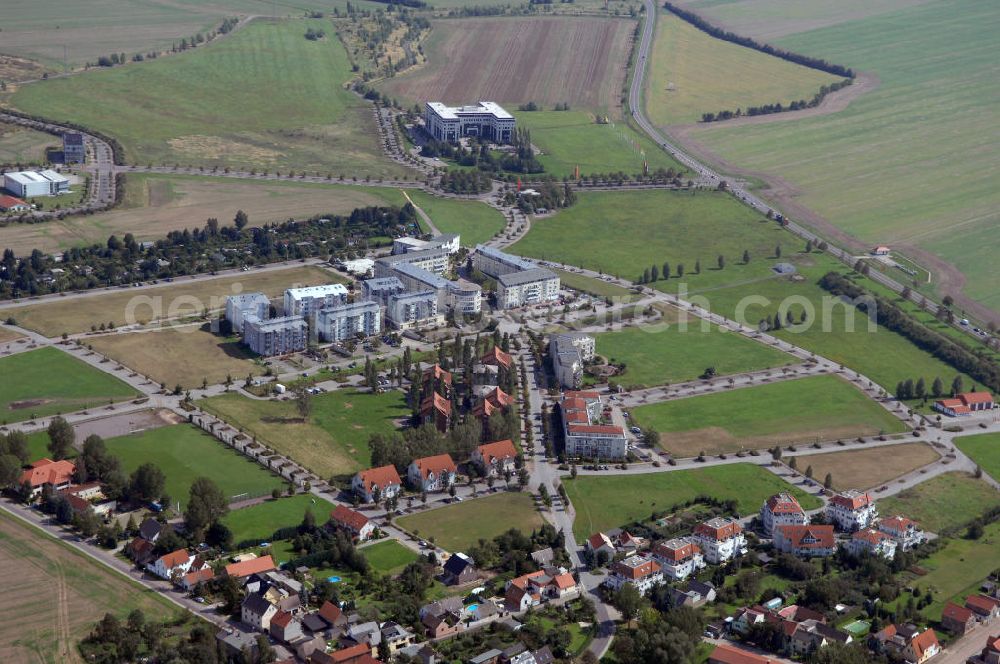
<box><xmin>221</xmin><ymin>494</ymin><xmax>336</xmax><ymax>544</ymax></box>
<box><xmin>404</xmin><ymin>190</ymin><xmax>507</xmax><ymax>247</ymax></box>
<box><xmin>0</xmin><ymin>510</ymin><xmax>179</xmax><ymax>664</ymax></box>
<box><xmin>645</xmin><ymin>13</ymin><xmax>840</xmax><ymax>126</ymax></box>
<box><xmin>7</xmin><ymin>264</ymin><xmax>334</xmax><ymax>337</ymax></box>
<box><xmin>0</xmin><ymin>122</ymin><xmax>58</xmax><ymax>164</ymax></box>
<box><xmin>10</xmin><ymin>19</ymin><xmax>409</xmax><ymax>177</ymax></box>
<box><xmin>0</xmin><ymin>347</ymin><xmax>139</xmax><ymax>425</ymax></box>
<box><xmin>563</xmin><ymin>463</ymin><xmax>822</xmax><ymax>540</ymax></box>
<box><xmin>395</xmin><ymin>491</ymin><xmax>545</xmax><ymax>553</ymax></box>
<box><xmin>681</xmin><ymin>0</ymin><xmax>1000</xmax><ymax>317</ymax></box>
<box><xmin>594</xmin><ymin>314</ymin><xmax>794</xmax><ymax>388</ymax></box>
<box><xmin>361</xmin><ymin>540</ymin><xmax>419</xmax><ymax>576</ymax></box>
<box><xmin>513</xmin><ymin>110</ymin><xmax>685</xmax><ymax>177</ymax></box>
<box><xmin>199</xmin><ymin>389</ymin><xmax>409</xmax><ymax>479</ymax></box>
<box><xmin>0</xmin><ymin>173</ymin><xmax>406</xmax><ymax>255</ymax></box>
<box><xmin>87</xmin><ymin>328</ymin><xmax>264</xmax><ymax>389</ymax></box>
<box><xmin>378</xmin><ymin>17</ymin><xmax>635</xmax><ymax>114</ymax></box>
<box><xmin>792</xmin><ymin>442</ymin><xmax>940</xmax><ymax>491</ymax></box>
<box><xmin>631</xmin><ymin>375</ymin><xmax>907</xmax><ymax>457</ymax></box>
<box><xmin>105</xmin><ymin>423</ymin><xmax>284</xmax><ymax>509</ymax></box>
<box><xmin>877</xmin><ymin>472</ymin><xmax>1000</xmax><ymax>534</ymax></box>
<box><xmin>955</xmin><ymin>433</ymin><xmax>1000</xmax><ymax>484</ymax></box>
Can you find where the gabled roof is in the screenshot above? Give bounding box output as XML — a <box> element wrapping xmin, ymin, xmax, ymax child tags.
<box><xmin>943</xmin><ymin>602</ymin><xmax>975</xmax><ymax>623</ymax></box>
<box><xmin>182</xmin><ymin>567</ymin><xmax>215</xmax><ymax>587</ymax></box>
<box><xmin>959</xmin><ymin>391</ymin><xmax>994</xmax><ymax>405</ymax></box>
<box><xmin>694</xmin><ymin>517</ymin><xmax>743</xmax><ymax>541</ymax></box>
<box><xmin>966</xmin><ymin>594</ymin><xmax>1000</xmax><ymax>615</ymax></box>
<box><xmin>587</xmin><ymin>532</ymin><xmax>613</xmax><ymax>550</ymax></box>
<box><xmin>552</xmin><ymin>572</ymin><xmax>576</xmax><ymax>590</ymax></box>
<box><xmin>420</xmin><ymin>392</ymin><xmax>452</xmax><ymax>416</ymax></box>
<box><xmin>422</xmin><ymin>363</ymin><xmax>452</xmax><ymax>385</ymax></box>
<box><xmin>852</xmin><ymin>528</ymin><xmax>892</xmax><ymax>546</ymax></box>
<box><xmin>480</xmin><ymin>345</ymin><xmax>512</xmax><ymax>369</ymax></box>
<box><xmin>477</xmin><ymin>439</ymin><xmax>517</xmax><ymax>464</ymax></box>
<box><xmin>225</xmin><ymin>555</ymin><xmax>275</xmax><ymax>578</ymax></box>
<box><xmin>908</xmin><ymin>628</ymin><xmax>939</xmax><ymax>658</ymax></box>
<box><xmin>830</xmin><ymin>489</ymin><xmax>874</xmax><ymax>510</ymax></box>
<box><xmin>563</xmin><ymin>390</ymin><xmax>600</xmax><ymax>400</ymax></box>
<box><xmin>271</xmin><ymin>609</ymin><xmax>294</xmax><ymax>629</ymax></box>
<box><xmin>708</xmin><ymin>643</ymin><xmax>773</xmax><ymax>664</ymax></box>
<box><xmin>156</xmin><ymin>548</ymin><xmax>190</xmax><ymax>569</ymax></box>
<box><xmin>329</xmin><ymin>642</ymin><xmax>372</xmax><ymax>663</ymax></box>
<box><xmin>20</xmin><ymin>458</ymin><xmax>75</xmax><ymax>488</ymax></box>
<box><xmin>411</xmin><ymin>453</ymin><xmax>457</xmax><ymax>480</ymax></box>
<box><xmin>243</xmin><ymin>592</ymin><xmax>276</xmax><ymax>616</ymax></box>
<box><xmin>652</xmin><ymin>538</ymin><xmax>701</xmax><ymax>562</ymax></box>
<box><xmin>483</xmin><ymin>386</ymin><xmax>513</xmax><ymax>408</ymax></box>
<box><xmin>443</xmin><ymin>552</ymin><xmax>475</xmax><ymax>575</ymax></box>
<box><xmin>318</xmin><ymin>600</ymin><xmax>343</xmax><ymax>625</ymax></box>
<box><xmin>879</xmin><ymin>515</ymin><xmax>918</xmax><ymax>532</ymax></box>
<box><xmin>356</xmin><ymin>465</ymin><xmax>402</xmax><ymax>492</ymax></box>
<box><xmin>776</xmin><ymin>525</ymin><xmax>835</xmax><ymax>549</ymax></box>
<box><xmin>764</xmin><ymin>493</ymin><xmax>804</xmax><ymax>515</ymax></box>
<box><xmin>330</xmin><ymin>504</ymin><xmax>370</xmax><ymax>532</ymax></box>
<box><xmin>0</xmin><ymin>195</ymin><xmax>29</xmax><ymax>209</ymax></box>
<box><xmin>139</xmin><ymin>517</ymin><xmax>163</xmax><ymax>541</ymax></box>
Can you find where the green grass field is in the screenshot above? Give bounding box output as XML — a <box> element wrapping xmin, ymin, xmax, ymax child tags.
<box><xmin>405</xmin><ymin>190</ymin><xmax>507</xmax><ymax>246</ymax></box>
<box><xmin>553</xmin><ymin>269</ymin><xmax>634</xmax><ymax>299</ymax></box>
<box><xmin>199</xmin><ymin>388</ymin><xmax>408</xmax><ymax>479</ymax></box>
<box><xmin>105</xmin><ymin>423</ymin><xmax>284</xmax><ymax>509</ymax></box>
<box><xmin>395</xmin><ymin>491</ymin><xmax>544</xmax><ymax>553</ymax></box>
<box><xmin>955</xmin><ymin>433</ymin><xmax>1000</xmax><ymax>483</ymax></box>
<box><xmin>10</xmin><ymin>19</ymin><xmax>407</xmax><ymax>177</ymax></box>
<box><xmin>687</xmin><ymin>0</ymin><xmax>1000</xmax><ymax>313</ymax></box>
<box><xmin>513</xmin><ymin>110</ymin><xmax>685</xmax><ymax>177</ymax></box>
<box><xmin>594</xmin><ymin>318</ymin><xmax>793</xmax><ymax>388</ymax></box>
<box><xmin>631</xmin><ymin>375</ymin><xmax>907</xmax><ymax>456</ymax></box>
<box><xmin>361</xmin><ymin>539</ymin><xmax>419</xmax><ymax>575</ymax></box>
<box><xmin>0</xmin><ymin>347</ymin><xmax>140</xmax><ymax>425</ymax></box>
<box><xmin>646</xmin><ymin>13</ymin><xmax>840</xmax><ymax>125</ymax></box>
<box><xmin>221</xmin><ymin>494</ymin><xmax>336</xmax><ymax>544</ymax></box>
<box><xmin>877</xmin><ymin>472</ymin><xmax>1000</xmax><ymax>534</ymax></box>
<box><xmin>563</xmin><ymin>463</ymin><xmax>821</xmax><ymax>539</ymax></box>
<box><xmin>0</xmin><ymin>122</ymin><xmax>58</xmax><ymax>164</ymax></box>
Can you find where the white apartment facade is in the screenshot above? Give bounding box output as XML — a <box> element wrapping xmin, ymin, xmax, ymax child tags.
<box><xmin>283</xmin><ymin>284</ymin><xmax>348</xmax><ymax>318</ymax></box>
<box><xmin>560</xmin><ymin>390</ymin><xmax>627</xmax><ymax>459</ymax></box>
<box><xmin>549</xmin><ymin>333</ymin><xmax>595</xmax><ymax>389</ymax></box>
<box><xmin>827</xmin><ymin>490</ymin><xmax>878</xmax><ymax>532</ymax></box>
<box><xmin>604</xmin><ymin>555</ymin><xmax>663</xmax><ymax>595</ymax></box>
<box><xmin>243</xmin><ymin>315</ymin><xmax>308</xmax><ymax>356</ymax></box>
<box><xmin>877</xmin><ymin>516</ymin><xmax>925</xmax><ymax>551</ymax></box>
<box><xmin>692</xmin><ymin>517</ymin><xmax>747</xmax><ymax>565</ymax></box>
<box><xmin>316</xmin><ymin>300</ymin><xmax>381</xmax><ymax>342</ymax></box>
<box><xmin>760</xmin><ymin>493</ymin><xmax>808</xmax><ymax>537</ymax></box>
<box><xmin>497</xmin><ymin>268</ymin><xmax>560</xmax><ymax>309</ymax></box>
<box><xmin>650</xmin><ymin>538</ymin><xmax>706</xmax><ymax>581</ymax></box>
<box><xmin>225</xmin><ymin>292</ymin><xmax>270</xmax><ymax>332</ymax></box>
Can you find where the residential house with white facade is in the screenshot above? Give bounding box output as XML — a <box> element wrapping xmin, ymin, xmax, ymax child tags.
<box><xmin>472</xmin><ymin>439</ymin><xmax>518</xmax><ymax>478</ymax></box>
<box><xmin>604</xmin><ymin>555</ymin><xmax>663</xmax><ymax>596</ymax></box>
<box><xmin>827</xmin><ymin>489</ymin><xmax>877</xmax><ymax>532</ymax></box>
<box><xmin>650</xmin><ymin>538</ymin><xmax>706</xmax><ymax>581</ymax></box>
<box><xmin>878</xmin><ymin>515</ymin><xmax>925</xmax><ymax>551</ymax></box>
<box><xmin>845</xmin><ymin>528</ymin><xmax>897</xmax><ymax>560</ymax></box>
<box><xmin>352</xmin><ymin>465</ymin><xmax>402</xmax><ymax>503</ymax></box>
<box><xmin>692</xmin><ymin>517</ymin><xmax>747</xmax><ymax>565</ymax></box>
<box><xmin>407</xmin><ymin>454</ymin><xmax>457</xmax><ymax>492</ymax></box>
<box><xmin>147</xmin><ymin>548</ymin><xmax>193</xmax><ymax>580</ymax></box>
<box><xmin>759</xmin><ymin>493</ymin><xmax>807</xmax><ymax>537</ymax></box>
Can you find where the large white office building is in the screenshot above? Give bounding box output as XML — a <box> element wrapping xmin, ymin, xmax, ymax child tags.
<box><xmin>3</xmin><ymin>170</ymin><xmax>70</xmax><ymax>198</ymax></box>
<box><xmin>316</xmin><ymin>300</ymin><xmax>382</xmax><ymax>342</ymax></box>
<box><xmin>283</xmin><ymin>284</ymin><xmax>348</xmax><ymax>318</ymax></box>
<box><xmin>424</xmin><ymin>102</ymin><xmax>515</xmax><ymax>144</ymax></box>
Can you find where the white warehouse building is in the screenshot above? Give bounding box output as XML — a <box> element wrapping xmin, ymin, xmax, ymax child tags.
<box><xmin>424</xmin><ymin>102</ymin><xmax>515</xmax><ymax>144</ymax></box>
<box><xmin>3</xmin><ymin>170</ymin><xmax>70</xmax><ymax>198</ymax></box>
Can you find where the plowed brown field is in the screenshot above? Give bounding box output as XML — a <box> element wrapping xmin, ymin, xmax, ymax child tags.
<box><xmin>379</xmin><ymin>16</ymin><xmax>635</xmax><ymax>113</ymax></box>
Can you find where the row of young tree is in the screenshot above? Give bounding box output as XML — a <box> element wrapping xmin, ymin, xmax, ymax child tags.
<box><xmin>894</xmin><ymin>375</ymin><xmax>966</xmax><ymax>401</ymax></box>
<box><xmin>701</xmin><ymin>79</ymin><xmax>853</xmax><ymax>123</ymax></box>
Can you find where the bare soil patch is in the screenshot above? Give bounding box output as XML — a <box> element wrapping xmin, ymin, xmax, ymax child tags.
<box><xmin>70</xmin><ymin>408</ymin><xmax>181</xmax><ymax>442</ymax></box>
<box><xmin>793</xmin><ymin>442</ymin><xmax>940</xmax><ymax>491</ymax></box>
<box><xmin>168</xmin><ymin>135</ymin><xmax>285</xmax><ymax>163</ymax></box>
<box><xmin>8</xmin><ymin>398</ymin><xmax>51</xmax><ymax>411</ymax></box>
<box><xmin>0</xmin><ymin>54</ymin><xmax>50</xmax><ymax>82</ymax></box>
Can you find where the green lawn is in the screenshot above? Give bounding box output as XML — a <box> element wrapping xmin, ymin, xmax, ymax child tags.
<box><xmin>631</xmin><ymin>375</ymin><xmax>906</xmax><ymax>456</ymax></box>
<box><xmin>222</xmin><ymin>494</ymin><xmax>335</xmax><ymax>544</ymax></box>
<box><xmin>405</xmin><ymin>190</ymin><xmax>507</xmax><ymax>246</ymax></box>
<box><xmin>954</xmin><ymin>433</ymin><xmax>1000</xmax><ymax>484</ymax></box>
<box><xmin>563</xmin><ymin>463</ymin><xmax>822</xmax><ymax>540</ymax></box>
<box><xmin>361</xmin><ymin>539</ymin><xmax>419</xmax><ymax>575</ymax></box>
<box><xmin>595</xmin><ymin>319</ymin><xmax>793</xmax><ymax>388</ymax></box>
<box><xmin>395</xmin><ymin>491</ymin><xmax>544</xmax><ymax>553</ymax></box>
<box><xmin>199</xmin><ymin>388</ymin><xmax>409</xmax><ymax>479</ymax></box>
<box><xmin>687</xmin><ymin>0</ymin><xmax>1000</xmax><ymax>313</ymax></box>
<box><xmin>105</xmin><ymin>423</ymin><xmax>284</xmax><ymax>509</ymax></box>
<box><xmin>877</xmin><ymin>472</ymin><xmax>1000</xmax><ymax>534</ymax></box>
<box><xmin>553</xmin><ymin>269</ymin><xmax>634</xmax><ymax>299</ymax></box>
<box><xmin>513</xmin><ymin>110</ymin><xmax>685</xmax><ymax>177</ymax></box>
<box><xmin>11</xmin><ymin>19</ymin><xmax>407</xmax><ymax>177</ymax></box>
<box><xmin>0</xmin><ymin>347</ymin><xmax>140</xmax><ymax>425</ymax></box>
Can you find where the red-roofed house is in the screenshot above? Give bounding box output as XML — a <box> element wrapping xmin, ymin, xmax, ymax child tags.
<box><xmin>584</xmin><ymin>532</ymin><xmax>616</xmax><ymax>561</ymax></box>
<box><xmin>902</xmin><ymin>627</ymin><xmax>940</xmax><ymax>663</ymax></box>
<box><xmin>473</xmin><ymin>386</ymin><xmax>514</xmax><ymax>422</ymax></box>
<box><xmin>225</xmin><ymin>555</ymin><xmax>276</xmax><ymax>578</ymax></box>
<box><xmin>0</xmin><ymin>195</ymin><xmax>30</xmax><ymax>212</ymax></box>
<box><xmin>407</xmin><ymin>453</ymin><xmax>457</xmax><ymax>492</ymax></box>
<box><xmin>20</xmin><ymin>458</ymin><xmax>75</xmax><ymax>497</ymax></box>
<box><xmin>759</xmin><ymin>493</ymin><xmax>807</xmax><ymax>536</ymax></box>
<box><xmin>480</xmin><ymin>346</ymin><xmax>512</xmax><ymax>371</ymax></box>
<box><xmin>605</xmin><ymin>555</ymin><xmax>663</xmax><ymax>595</ymax></box>
<box><xmin>878</xmin><ymin>515</ymin><xmax>925</xmax><ymax>550</ymax></box>
<box><xmin>148</xmin><ymin>548</ymin><xmax>193</xmax><ymax>580</ymax></box>
<box><xmin>422</xmin><ymin>364</ymin><xmax>452</xmax><ymax>395</ymax></box>
<box><xmin>693</xmin><ymin>517</ymin><xmax>747</xmax><ymax>564</ymax></box>
<box><xmin>708</xmin><ymin>644</ymin><xmax>775</xmax><ymax>664</ymax></box>
<box><xmin>420</xmin><ymin>392</ymin><xmax>452</xmax><ymax>433</ymax></box>
<box><xmin>845</xmin><ymin>528</ymin><xmax>897</xmax><ymax>560</ymax></box>
<box><xmin>269</xmin><ymin>609</ymin><xmax>304</xmax><ymax>643</ymax></box>
<box><xmin>827</xmin><ymin>489</ymin><xmax>878</xmax><ymax>531</ymax></box>
<box><xmin>180</xmin><ymin>566</ymin><xmax>215</xmax><ymax>592</ymax></box>
<box><xmin>934</xmin><ymin>392</ymin><xmax>995</xmax><ymax>417</ymax></box>
<box><xmin>651</xmin><ymin>538</ymin><xmax>705</xmax><ymax>580</ymax></box>
<box><xmin>967</xmin><ymin>634</ymin><xmax>1000</xmax><ymax>664</ymax></box>
<box><xmin>318</xmin><ymin>600</ymin><xmax>348</xmax><ymax>629</ymax></box>
<box><xmin>504</xmin><ymin>569</ymin><xmax>579</xmax><ymax>611</ymax></box>
<box><xmin>472</xmin><ymin>439</ymin><xmax>518</xmax><ymax>477</ymax></box>
<box><xmin>942</xmin><ymin>602</ymin><xmax>977</xmax><ymax>635</ymax></box>
<box><xmin>967</xmin><ymin>595</ymin><xmax>1000</xmax><ymax>622</ymax></box>
<box><xmin>352</xmin><ymin>465</ymin><xmax>402</xmax><ymax>503</ymax></box>
<box><xmin>329</xmin><ymin>504</ymin><xmax>375</xmax><ymax>541</ymax></box>
<box><xmin>773</xmin><ymin>525</ymin><xmax>836</xmax><ymax>558</ymax></box>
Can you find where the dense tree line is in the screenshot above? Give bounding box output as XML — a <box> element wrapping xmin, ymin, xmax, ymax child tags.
<box><xmin>663</xmin><ymin>2</ymin><xmax>855</xmax><ymax>78</ymax></box>
<box><xmin>467</xmin><ymin>524</ymin><xmax>566</xmax><ymax>573</ymax></box>
<box><xmin>80</xmin><ymin>610</ymin><xmax>242</xmax><ymax>664</ymax></box>
<box><xmin>818</xmin><ymin>272</ymin><xmax>1000</xmax><ymax>392</ymax></box>
<box><xmin>701</xmin><ymin>79</ymin><xmax>853</xmax><ymax>123</ymax></box>
<box><xmin>438</xmin><ymin>169</ymin><xmax>493</xmax><ymax>194</ymax></box>
<box><xmin>0</xmin><ymin>203</ymin><xmax>418</xmax><ymax>300</ymax></box>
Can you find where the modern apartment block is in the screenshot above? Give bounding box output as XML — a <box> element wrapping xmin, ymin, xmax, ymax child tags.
<box><xmin>549</xmin><ymin>333</ymin><xmax>595</xmax><ymax>388</ymax></box>
<box><xmin>242</xmin><ymin>315</ymin><xmax>308</xmax><ymax>356</ymax></box>
<box><xmin>225</xmin><ymin>292</ymin><xmax>270</xmax><ymax>332</ymax></box>
<box><xmin>316</xmin><ymin>300</ymin><xmax>382</xmax><ymax>342</ymax></box>
<box><xmin>424</xmin><ymin>101</ymin><xmax>515</xmax><ymax>144</ymax></box>
<box><xmin>283</xmin><ymin>284</ymin><xmax>348</xmax><ymax>318</ymax></box>
<box><xmin>759</xmin><ymin>493</ymin><xmax>808</xmax><ymax>537</ymax></box>
<box><xmin>387</xmin><ymin>290</ymin><xmax>442</xmax><ymax>329</ymax></box>
<box><xmin>473</xmin><ymin>245</ymin><xmax>560</xmax><ymax>310</ymax></box>
<box><xmin>560</xmin><ymin>390</ymin><xmax>627</xmax><ymax>459</ymax></box>
<box><xmin>392</xmin><ymin>233</ymin><xmax>460</xmax><ymax>256</ymax></box>
<box><xmin>827</xmin><ymin>490</ymin><xmax>878</xmax><ymax>532</ymax></box>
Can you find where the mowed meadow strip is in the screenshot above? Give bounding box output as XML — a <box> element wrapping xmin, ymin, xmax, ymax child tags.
<box><xmin>378</xmin><ymin>16</ymin><xmax>635</xmax><ymax>113</ymax></box>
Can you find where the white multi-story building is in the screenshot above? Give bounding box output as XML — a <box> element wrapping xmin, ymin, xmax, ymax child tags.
<box><xmin>549</xmin><ymin>333</ymin><xmax>595</xmax><ymax>389</ymax></box>
<box><xmin>242</xmin><ymin>315</ymin><xmax>308</xmax><ymax>356</ymax></box>
<box><xmin>827</xmin><ymin>490</ymin><xmax>877</xmax><ymax>532</ymax></box>
<box><xmin>376</xmin><ymin>247</ymin><xmax>451</xmax><ymax>278</ymax></box>
<box><xmin>316</xmin><ymin>300</ymin><xmax>381</xmax><ymax>342</ymax></box>
<box><xmin>650</xmin><ymin>538</ymin><xmax>705</xmax><ymax>581</ymax></box>
<box><xmin>497</xmin><ymin>268</ymin><xmax>560</xmax><ymax>309</ymax></box>
<box><xmin>877</xmin><ymin>515</ymin><xmax>925</xmax><ymax>551</ymax></box>
<box><xmin>283</xmin><ymin>284</ymin><xmax>348</xmax><ymax>318</ymax></box>
<box><xmin>3</xmin><ymin>169</ymin><xmax>70</xmax><ymax>197</ymax></box>
<box><xmin>392</xmin><ymin>233</ymin><xmax>460</xmax><ymax>256</ymax></box>
<box><xmin>692</xmin><ymin>517</ymin><xmax>747</xmax><ymax>565</ymax></box>
<box><xmin>473</xmin><ymin>244</ymin><xmax>538</xmax><ymax>277</ymax></box>
<box><xmin>407</xmin><ymin>454</ymin><xmax>457</xmax><ymax>492</ymax></box>
<box><xmin>760</xmin><ymin>493</ymin><xmax>808</xmax><ymax>537</ymax></box>
<box><xmin>447</xmin><ymin>280</ymin><xmax>482</xmax><ymax>315</ymax></box>
<box><xmin>560</xmin><ymin>390</ymin><xmax>627</xmax><ymax>459</ymax></box>
<box><xmin>225</xmin><ymin>292</ymin><xmax>270</xmax><ymax>332</ymax></box>
<box><xmin>845</xmin><ymin>528</ymin><xmax>897</xmax><ymax>560</ymax></box>
<box><xmin>604</xmin><ymin>555</ymin><xmax>663</xmax><ymax>595</ymax></box>
<box><xmin>388</xmin><ymin>290</ymin><xmax>442</xmax><ymax>329</ymax></box>
<box><xmin>424</xmin><ymin>101</ymin><xmax>515</xmax><ymax>144</ymax></box>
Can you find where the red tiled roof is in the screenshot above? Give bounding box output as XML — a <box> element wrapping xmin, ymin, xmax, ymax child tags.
<box><xmin>612</xmin><ymin>557</ymin><xmax>660</xmax><ymax>580</ymax></box>
<box><xmin>483</xmin><ymin>386</ymin><xmax>513</xmax><ymax>408</ymax></box>
<box><xmin>510</xmin><ymin>570</ymin><xmax>546</xmax><ymax>589</ymax></box>
<box><xmin>564</xmin><ymin>410</ymin><xmax>589</xmax><ymax>424</ymax></box>
<box><xmin>708</xmin><ymin>644</ymin><xmax>773</xmax><ymax>664</ymax></box>
<box><xmin>330</xmin><ymin>642</ymin><xmax>372</xmax><ymax>663</ymax></box>
<box><xmin>412</xmin><ymin>453</ymin><xmax>457</xmax><ymax>480</ymax></box>
<box><xmin>567</xmin><ymin>424</ymin><xmax>626</xmax><ymax>435</ymax></box>
<box><xmin>831</xmin><ymin>491</ymin><xmax>874</xmax><ymax>510</ymax></box>
<box><xmin>960</xmin><ymin>391</ymin><xmax>994</xmax><ymax>405</ymax></box>
<box><xmin>225</xmin><ymin>555</ymin><xmax>275</xmax><ymax>578</ymax></box>
<box><xmin>909</xmin><ymin>628</ymin><xmax>939</xmax><ymax>658</ymax></box>
<box><xmin>356</xmin><ymin>465</ymin><xmax>402</xmax><ymax>492</ymax></box>
<box><xmin>481</xmin><ymin>346</ymin><xmax>512</xmax><ymax>369</ymax></box>
<box><xmin>880</xmin><ymin>515</ymin><xmax>918</xmax><ymax>532</ymax></box>
<box><xmin>943</xmin><ymin>602</ymin><xmax>975</xmax><ymax>623</ymax></box>
<box><xmin>694</xmin><ymin>518</ymin><xmax>743</xmax><ymax>541</ymax></box>
<box><xmin>330</xmin><ymin>504</ymin><xmax>370</xmax><ymax>532</ymax></box>
<box><xmin>20</xmin><ymin>458</ymin><xmax>75</xmax><ymax>488</ymax></box>
<box><xmin>587</xmin><ymin>532</ymin><xmax>612</xmax><ymax>550</ymax></box>
<box><xmin>561</xmin><ymin>397</ymin><xmax>588</xmax><ymax>411</ymax></box>
<box><xmin>420</xmin><ymin>392</ymin><xmax>452</xmax><ymax>416</ymax></box>
<box><xmin>318</xmin><ymin>600</ymin><xmax>343</xmax><ymax>625</ymax></box>
<box><xmin>182</xmin><ymin>567</ymin><xmax>214</xmax><ymax>587</ymax></box>
<box><xmin>0</xmin><ymin>195</ymin><xmax>28</xmax><ymax>209</ymax></box>
<box><xmin>852</xmin><ymin>528</ymin><xmax>891</xmax><ymax>546</ymax></box>
<box><xmin>652</xmin><ymin>539</ymin><xmax>700</xmax><ymax>562</ymax></box>
<box><xmin>564</xmin><ymin>390</ymin><xmax>600</xmax><ymax>400</ymax></box>
<box><xmin>552</xmin><ymin>573</ymin><xmax>576</xmax><ymax>590</ymax></box>
<box><xmin>935</xmin><ymin>398</ymin><xmax>970</xmax><ymax>413</ymax></box>
<box><xmin>966</xmin><ymin>595</ymin><xmax>1000</xmax><ymax>614</ymax></box>
<box><xmin>473</xmin><ymin>398</ymin><xmax>499</xmax><ymax>419</ymax></box>
<box><xmin>987</xmin><ymin>635</ymin><xmax>1000</xmax><ymax>653</ymax></box>
<box><xmin>271</xmin><ymin>609</ymin><xmax>294</xmax><ymax>629</ymax></box>
<box><xmin>775</xmin><ymin>525</ymin><xmax>835</xmax><ymax>549</ymax></box>
<box><xmin>477</xmin><ymin>439</ymin><xmax>517</xmax><ymax>464</ymax></box>
<box><xmin>157</xmin><ymin>548</ymin><xmax>190</xmax><ymax>569</ymax></box>
<box><xmin>765</xmin><ymin>493</ymin><xmax>804</xmax><ymax>515</ymax></box>
<box><xmin>422</xmin><ymin>364</ymin><xmax>452</xmax><ymax>385</ymax></box>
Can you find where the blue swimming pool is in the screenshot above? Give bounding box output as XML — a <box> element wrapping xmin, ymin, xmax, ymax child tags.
<box><xmin>467</xmin><ymin>603</ymin><xmax>479</xmax><ymax>612</ymax></box>
<box><xmin>327</xmin><ymin>576</ymin><xmax>342</xmax><ymax>583</ymax></box>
